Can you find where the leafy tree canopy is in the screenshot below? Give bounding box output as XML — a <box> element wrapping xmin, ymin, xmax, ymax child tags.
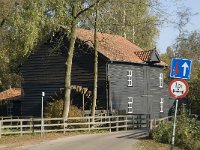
<box><xmin>161</xmin><ymin>31</ymin><xmax>200</xmax><ymax>116</ymax></box>
<box><xmin>80</xmin><ymin>0</ymin><xmax>160</xmax><ymax>50</ymax></box>
<box><xmin>0</xmin><ymin>0</ymin><xmax>71</xmax><ymax>90</ymax></box>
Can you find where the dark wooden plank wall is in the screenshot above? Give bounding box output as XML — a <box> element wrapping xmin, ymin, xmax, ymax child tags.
<box><xmin>0</xmin><ymin>101</ymin><xmax>21</xmax><ymax>116</ymax></box>
<box><xmin>108</xmin><ymin>62</ymin><xmax>174</xmax><ymax>119</ymax></box>
<box><xmin>72</xmin><ymin>48</ymin><xmax>107</xmax><ymax>109</ymax></box>
<box><xmin>147</xmin><ymin>66</ymin><xmax>174</xmax><ymax>118</ymax></box>
<box><xmin>21</xmin><ymin>40</ymin><xmax>107</xmax><ymax>116</ymax></box>
<box><xmin>21</xmin><ymin>43</ymin><xmax>66</xmax><ymax>116</ymax></box>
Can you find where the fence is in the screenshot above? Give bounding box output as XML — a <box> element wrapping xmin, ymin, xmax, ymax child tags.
<box><xmin>0</xmin><ymin>114</ymin><xmax>150</xmax><ymax>138</ymax></box>
<box><xmin>149</xmin><ymin>116</ymin><xmax>173</xmax><ymax>130</ymax></box>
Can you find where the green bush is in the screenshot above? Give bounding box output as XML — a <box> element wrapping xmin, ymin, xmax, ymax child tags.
<box><xmin>151</xmin><ymin>121</ymin><xmax>172</xmax><ymax>143</ymax></box>
<box><xmin>175</xmin><ymin>109</ymin><xmax>200</xmax><ymax>150</ymax></box>
<box><xmin>151</xmin><ymin>107</ymin><xmax>200</xmax><ymax>150</ymax></box>
<box><xmin>44</xmin><ymin>99</ymin><xmax>83</xmax><ymax>118</ymax></box>
<box><xmin>44</xmin><ymin>99</ymin><xmax>63</xmax><ymax>118</ymax></box>
<box><xmin>193</xmin><ymin>140</ymin><xmax>200</xmax><ymax>150</ymax></box>
<box><xmin>44</xmin><ymin>99</ymin><xmax>86</xmax><ymax>129</ymax></box>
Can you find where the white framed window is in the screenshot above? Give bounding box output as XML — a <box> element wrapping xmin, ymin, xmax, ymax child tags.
<box><xmin>160</xmin><ymin>98</ymin><xmax>164</xmax><ymax>113</ymax></box>
<box><xmin>159</xmin><ymin>73</ymin><xmax>163</xmax><ymax>88</ymax></box>
<box><xmin>128</xmin><ymin>97</ymin><xmax>133</xmax><ymax>113</ymax></box>
<box><xmin>127</xmin><ymin>70</ymin><xmax>133</xmax><ymax>86</ymax></box>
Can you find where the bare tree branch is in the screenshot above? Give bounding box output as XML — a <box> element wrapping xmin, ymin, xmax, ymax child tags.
<box><xmin>75</xmin><ymin>0</ymin><xmax>109</xmax><ymax>19</ymax></box>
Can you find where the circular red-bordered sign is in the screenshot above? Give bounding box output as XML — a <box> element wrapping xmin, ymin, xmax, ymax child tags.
<box><xmin>168</xmin><ymin>79</ymin><xmax>189</xmax><ymax>98</ymax></box>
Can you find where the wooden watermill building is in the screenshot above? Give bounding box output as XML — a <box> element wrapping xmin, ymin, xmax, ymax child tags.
<box><xmin>20</xmin><ymin>27</ymin><xmax>174</xmax><ymax>118</ymax></box>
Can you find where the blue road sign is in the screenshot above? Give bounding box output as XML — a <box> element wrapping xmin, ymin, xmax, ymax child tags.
<box><xmin>170</xmin><ymin>58</ymin><xmax>192</xmax><ymax>79</ymax></box>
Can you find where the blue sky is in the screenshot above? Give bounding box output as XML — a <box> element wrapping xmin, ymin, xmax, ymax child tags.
<box><xmin>156</xmin><ymin>0</ymin><xmax>200</xmax><ymax>53</ymax></box>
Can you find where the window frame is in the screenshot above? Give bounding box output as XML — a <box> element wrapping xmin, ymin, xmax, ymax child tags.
<box><xmin>127</xmin><ymin>70</ymin><xmax>133</xmax><ymax>87</ymax></box>
<box><xmin>159</xmin><ymin>73</ymin><xmax>164</xmax><ymax>88</ymax></box>
<box><xmin>128</xmin><ymin>97</ymin><xmax>133</xmax><ymax>113</ymax></box>
<box><xmin>160</xmin><ymin>98</ymin><xmax>164</xmax><ymax>113</ymax></box>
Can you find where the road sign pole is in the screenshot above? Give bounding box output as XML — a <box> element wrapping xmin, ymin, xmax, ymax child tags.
<box><xmin>170</xmin><ymin>99</ymin><xmax>178</xmax><ymax>150</ymax></box>
<box><xmin>169</xmin><ymin>58</ymin><xmax>191</xmax><ymax>150</ymax></box>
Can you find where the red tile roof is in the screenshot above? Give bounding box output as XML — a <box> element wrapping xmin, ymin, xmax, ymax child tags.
<box><xmin>0</xmin><ymin>88</ymin><xmax>21</xmax><ymax>101</ymax></box>
<box><xmin>134</xmin><ymin>50</ymin><xmax>154</xmax><ymax>62</ymax></box>
<box><xmin>76</xmin><ymin>28</ymin><xmax>144</xmax><ymax>63</ymax></box>
<box><xmin>75</xmin><ymin>28</ymin><xmax>167</xmax><ymax>66</ymax></box>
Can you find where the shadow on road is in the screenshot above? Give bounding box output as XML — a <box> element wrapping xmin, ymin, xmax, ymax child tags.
<box><xmin>116</xmin><ymin>129</ymin><xmax>149</xmax><ymax>139</ymax></box>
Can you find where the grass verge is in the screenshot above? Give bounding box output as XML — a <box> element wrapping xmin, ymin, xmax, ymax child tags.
<box><xmin>136</xmin><ymin>139</ymin><xmax>182</xmax><ymax>150</ymax></box>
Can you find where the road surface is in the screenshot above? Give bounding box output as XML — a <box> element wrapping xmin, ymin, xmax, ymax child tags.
<box><xmin>19</xmin><ymin>129</ymin><xmax>149</xmax><ymax>150</ymax></box>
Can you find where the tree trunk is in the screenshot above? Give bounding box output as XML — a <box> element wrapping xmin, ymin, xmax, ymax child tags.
<box><xmin>91</xmin><ymin>7</ymin><xmax>98</xmax><ymax>119</ymax></box>
<box><xmin>123</xmin><ymin>4</ymin><xmax>126</xmax><ymax>38</ymax></box>
<box><xmin>62</xmin><ymin>0</ymin><xmax>108</xmax><ymax>119</ymax></box>
<box><xmin>132</xmin><ymin>25</ymin><xmax>135</xmax><ymax>43</ymax></box>
<box><xmin>63</xmin><ymin>2</ymin><xmax>78</xmax><ymax>119</ymax></box>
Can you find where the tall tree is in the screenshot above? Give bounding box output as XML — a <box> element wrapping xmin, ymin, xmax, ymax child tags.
<box><xmin>1</xmin><ymin>0</ymin><xmax>109</xmax><ymax>118</ymax></box>
<box><xmin>176</xmin><ymin>31</ymin><xmax>200</xmax><ymax>79</ymax></box>
<box><xmin>173</xmin><ymin>7</ymin><xmax>194</xmax><ymax>57</ymax></box>
<box><xmin>80</xmin><ymin>0</ymin><xmax>160</xmax><ymax>50</ymax></box>
<box><xmin>0</xmin><ymin>0</ymin><xmax>70</xmax><ymax>90</ymax></box>
<box><xmin>63</xmin><ymin>1</ymin><xmax>79</xmax><ymax>119</ymax></box>
<box><xmin>175</xmin><ymin>31</ymin><xmax>200</xmax><ymax>116</ymax></box>
<box><xmin>91</xmin><ymin>3</ymin><xmax>99</xmax><ymax>119</ymax></box>
<box><xmin>63</xmin><ymin>0</ymin><xmax>109</xmax><ymax>119</ymax></box>
<box><xmin>160</xmin><ymin>6</ymin><xmax>199</xmax><ymax>115</ymax></box>
<box><xmin>0</xmin><ymin>0</ymin><xmax>23</xmax><ymax>90</ymax></box>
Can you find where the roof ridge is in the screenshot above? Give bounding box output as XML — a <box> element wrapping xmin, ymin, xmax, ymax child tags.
<box><xmin>61</xmin><ymin>26</ymin><xmax>166</xmax><ymax>65</ymax></box>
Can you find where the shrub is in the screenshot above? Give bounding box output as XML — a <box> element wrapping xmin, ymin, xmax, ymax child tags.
<box><xmin>151</xmin><ymin>107</ymin><xmax>200</xmax><ymax>150</ymax></box>
<box><xmin>44</xmin><ymin>99</ymin><xmax>83</xmax><ymax>118</ymax></box>
<box><xmin>44</xmin><ymin>99</ymin><xmax>63</xmax><ymax>118</ymax></box>
<box><xmin>44</xmin><ymin>99</ymin><xmax>86</xmax><ymax>129</ymax></box>
<box><xmin>175</xmin><ymin>109</ymin><xmax>200</xmax><ymax>150</ymax></box>
<box><xmin>193</xmin><ymin>140</ymin><xmax>200</xmax><ymax>150</ymax></box>
<box><xmin>151</xmin><ymin>121</ymin><xmax>172</xmax><ymax>143</ymax></box>
<box><xmin>68</xmin><ymin>105</ymin><xmax>83</xmax><ymax>118</ymax></box>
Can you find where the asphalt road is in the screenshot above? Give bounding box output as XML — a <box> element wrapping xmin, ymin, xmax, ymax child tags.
<box><xmin>19</xmin><ymin>129</ymin><xmax>149</xmax><ymax>150</ymax></box>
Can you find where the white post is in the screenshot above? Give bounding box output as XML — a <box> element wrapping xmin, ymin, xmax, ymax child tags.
<box><xmin>41</xmin><ymin>92</ymin><xmax>45</xmax><ymax>136</ymax></box>
<box><xmin>82</xmin><ymin>94</ymin><xmax>85</xmax><ymax>116</ymax></box>
<box><xmin>20</xmin><ymin>120</ymin><xmax>23</xmax><ymax>136</ymax></box>
<box><xmin>63</xmin><ymin>118</ymin><xmax>66</xmax><ymax>134</ymax></box>
<box><xmin>171</xmin><ymin>99</ymin><xmax>178</xmax><ymax>150</ymax></box>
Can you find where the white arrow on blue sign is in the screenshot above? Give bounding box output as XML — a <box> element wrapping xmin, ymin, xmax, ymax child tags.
<box><xmin>170</xmin><ymin>58</ymin><xmax>192</xmax><ymax>79</ymax></box>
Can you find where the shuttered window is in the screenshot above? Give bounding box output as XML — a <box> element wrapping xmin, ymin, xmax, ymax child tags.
<box><xmin>127</xmin><ymin>70</ymin><xmax>133</xmax><ymax>86</ymax></box>
<box><xmin>128</xmin><ymin>97</ymin><xmax>133</xmax><ymax>113</ymax></box>
<box><xmin>159</xmin><ymin>73</ymin><xmax>163</xmax><ymax>88</ymax></box>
